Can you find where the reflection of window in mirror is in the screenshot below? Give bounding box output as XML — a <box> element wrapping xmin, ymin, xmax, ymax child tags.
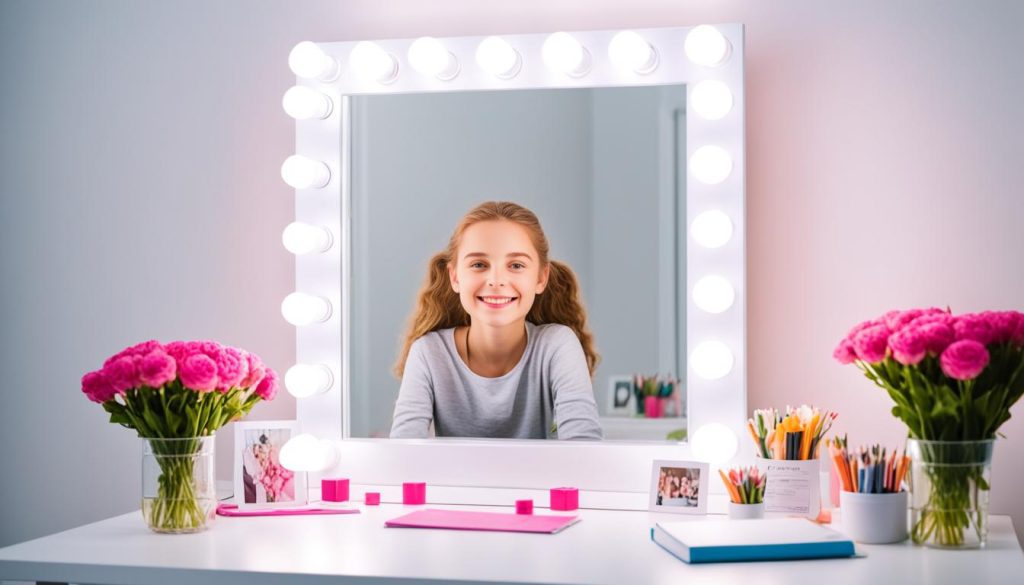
<box><xmin>349</xmin><ymin>85</ymin><xmax>687</xmax><ymax>441</ymax></box>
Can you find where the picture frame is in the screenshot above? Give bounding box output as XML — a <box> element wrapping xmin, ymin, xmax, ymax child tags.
<box><xmin>649</xmin><ymin>459</ymin><xmax>709</xmax><ymax>514</ymax></box>
<box><xmin>234</xmin><ymin>420</ymin><xmax>307</xmax><ymax>509</ymax></box>
<box><xmin>607</xmin><ymin>376</ymin><xmax>634</xmax><ymax>416</ymax></box>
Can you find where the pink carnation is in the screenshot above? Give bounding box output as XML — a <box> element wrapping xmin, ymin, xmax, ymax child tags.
<box><xmin>918</xmin><ymin>321</ymin><xmax>955</xmax><ymax>355</ymax></box>
<box><xmin>179</xmin><ymin>354</ymin><xmax>219</xmax><ymax>392</ymax></box>
<box><xmin>889</xmin><ymin>327</ymin><xmax>927</xmax><ymax>365</ymax></box>
<box><xmin>198</xmin><ymin>340</ymin><xmax>223</xmax><ymax>360</ymax></box>
<box><xmin>846</xmin><ymin>318</ymin><xmax>882</xmax><ymax>340</ymax></box>
<box><xmin>953</xmin><ymin>314</ymin><xmax>994</xmax><ymax>345</ymax></box>
<box><xmin>853</xmin><ymin>324</ymin><xmax>892</xmax><ymax>364</ymax></box>
<box><xmin>832</xmin><ymin>338</ymin><xmax>857</xmax><ymax>364</ymax></box>
<box><xmin>139</xmin><ymin>351</ymin><xmax>177</xmax><ymax>388</ymax></box>
<box><xmin>255</xmin><ymin>368</ymin><xmax>279</xmax><ymax>401</ymax></box>
<box><xmin>241</xmin><ymin>353</ymin><xmax>267</xmax><ymax>389</ymax></box>
<box><xmin>984</xmin><ymin>311</ymin><xmax>1021</xmax><ymax>345</ymax></box>
<box><xmin>103</xmin><ymin>340</ymin><xmax>163</xmax><ymax>368</ymax></box>
<box><xmin>939</xmin><ymin>340</ymin><xmax>990</xmax><ymax>381</ymax></box>
<box><xmin>103</xmin><ymin>356</ymin><xmax>139</xmax><ymax>393</ymax></box>
<box><xmin>164</xmin><ymin>341</ymin><xmax>190</xmax><ymax>365</ymax></box>
<box><xmin>215</xmin><ymin>347</ymin><xmax>249</xmax><ymax>391</ymax></box>
<box><xmin>81</xmin><ymin>370</ymin><xmax>117</xmax><ymax>403</ymax></box>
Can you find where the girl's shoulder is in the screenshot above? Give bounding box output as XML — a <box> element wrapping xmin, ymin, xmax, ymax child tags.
<box><xmin>530</xmin><ymin>323</ymin><xmax>580</xmax><ymax>348</ymax></box>
<box><xmin>412</xmin><ymin>327</ymin><xmax>456</xmax><ymax>353</ymax></box>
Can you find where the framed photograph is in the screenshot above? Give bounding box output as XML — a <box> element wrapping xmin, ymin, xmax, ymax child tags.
<box><xmin>649</xmin><ymin>459</ymin><xmax>709</xmax><ymax>514</ymax></box>
<box><xmin>234</xmin><ymin>420</ymin><xmax>307</xmax><ymax>509</ymax></box>
<box><xmin>607</xmin><ymin>376</ymin><xmax>634</xmax><ymax>416</ymax></box>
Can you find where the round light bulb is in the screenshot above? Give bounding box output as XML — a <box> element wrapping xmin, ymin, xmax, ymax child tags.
<box><xmin>690</xmin><ymin>341</ymin><xmax>734</xmax><ymax>380</ymax></box>
<box><xmin>689</xmin><ymin>145</ymin><xmax>733</xmax><ymax>185</ymax></box>
<box><xmin>684</xmin><ymin>25</ymin><xmax>732</xmax><ymax>67</ymax></box>
<box><xmin>281</xmin><ymin>292</ymin><xmax>332</xmax><ymax>326</ymax></box>
<box><xmin>282</xmin><ymin>86</ymin><xmax>333</xmax><ymax>120</ymax></box>
<box><xmin>608</xmin><ymin>30</ymin><xmax>658</xmax><ymax>74</ymax></box>
<box><xmin>285</xmin><ymin>364</ymin><xmax>334</xmax><ymax>398</ymax></box>
<box><xmin>350</xmin><ymin>41</ymin><xmax>398</xmax><ymax>84</ymax></box>
<box><xmin>475</xmin><ymin>36</ymin><xmax>521</xmax><ymax>79</ymax></box>
<box><xmin>288</xmin><ymin>41</ymin><xmax>340</xmax><ymax>81</ymax></box>
<box><xmin>282</xmin><ymin>222</ymin><xmax>333</xmax><ymax>255</ymax></box>
<box><xmin>691</xmin><ymin>423</ymin><xmax>739</xmax><ymax>464</ymax></box>
<box><xmin>690</xmin><ymin>210</ymin><xmax>734</xmax><ymax>249</ymax></box>
<box><xmin>279</xmin><ymin>433</ymin><xmax>339</xmax><ymax>472</ymax></box>
<box><xmin>408</xmin><ymin>37</ymin><xmax>460</xmax><ymax>80</ymax></box>
<box><xmin>692</xmin><ymin>275</ymin><xmax>736</xmax><ymax>314</ymax></box>
<box><xmin>542</xmin><ymin>32</ymin><xmax>591</xmax><ymax>77</ymax></box>
<box><xmin>281</xmin><ymin>155</ymin><xmax>330</xmax><ymax>189</ymax></box>
<box><xmin>690</xmin><ymin>80</ymin><xmax>733</xmax><ymax>120</ymax></box>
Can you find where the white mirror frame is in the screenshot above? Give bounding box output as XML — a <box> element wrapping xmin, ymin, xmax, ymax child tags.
<box><xmin>287</xmin><ymin>25</ymin><xmax>745</xmax><ymax>507</ymax></box>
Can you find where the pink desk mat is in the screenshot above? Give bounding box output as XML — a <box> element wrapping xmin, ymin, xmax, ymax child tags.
<box><xmin>216</xmin><ymin>503</ymin><xmax>360</xmax><ymax>517</ymax></box>
<box><xmin>385</xmin><ymin>508</ymin><xmax>580</xmax><ymax>534</ymax></box>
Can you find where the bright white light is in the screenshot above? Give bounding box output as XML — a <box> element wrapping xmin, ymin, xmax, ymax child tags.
<box><xmin>282</xmin><ymin>222</ymin><xmax>333</xmax><ymax>255</ymax></box>
<box><xmin>282</xmin><ymin>86</ymin><xmax>333</xmax><ymax>120</ymax></box>
<box><xmin>350</xmin><ymin>41</ymin><xmax>398</xmax><ymax>84</ymax></box>
<box><xmin>690</xmin><ymin>210</ymin><xmax>734</xmax><ymax>248</ymax></box>
<box><xmin>684</xmin><ymin>25</ymin><xmax>731</xmax><ymax>67</ymax></box>
<box><xmin>281</xmin><ymin>292</ymin><xmax>332</xmax><ymax>326</ymax></box>
<box><xmin>288</xmin><ymin>41</ymin><xmax>340</xmax><ymax>81</ymax></box>
<box><xmin>689</xmin><ymin>145</ymin><xmax>733</xmax><ymax>185</ymax></box>
<box><xmin>280</xmin><ymin>434</ymin><xmax>339</xmax><ymax>472</ymax></box>
<box><xmin>691</xmin><ymin>423</ymin><xmax>739</xmax><ymax>464</ymax></box>
<box><xmin>542</xmin><ymin>32</ymin><xmax>591</xmax><ymax>77</ymax></box>
<box><xmin>408</xmin><ymin>37</ymin><xmax>459</xmax><ymax>80</ymax></box>
<box><xmin>693</xmin><ymin>275</ymin><xmax>735</xmax><ymax>314</ymax></box>
<box><xmin>281</xmin><ymin>155</ymin><xmax>330</xmax><ymax>189</ymax></box>
<box><xmin>475</xmin><ymin>36</ymin><xmax>521</xmax><ymax>79</ymax></box>
<box><xmin>608</xmin><ymin>31</ymin><xmax>658</xmax><ymax>74</ymax></box>
<box><xmin>690</xmin><ymin>80</ymin><xmax>733</xmax><ymax>120</ymax></box>
<box><xmin>285</xmin><ymin>364</ymin><xmax>334</xmax><ymax>398</ymax></box>
<box><xmin>691</xmin><ymin>341</ymin><xmax>734</xmax><ymax>380</ymax></box>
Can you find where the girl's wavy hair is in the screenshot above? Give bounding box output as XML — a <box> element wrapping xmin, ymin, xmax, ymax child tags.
<box><xmin>394</xmin><ymin>201</ymin><xmax>599</xmax><ymax>378</ymax></box>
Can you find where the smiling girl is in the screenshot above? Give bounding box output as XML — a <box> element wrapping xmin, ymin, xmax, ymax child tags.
<box><xmin>389</xmin><ymin>201</ymin><xmax>603</xmax><ymax>440</ymax></box>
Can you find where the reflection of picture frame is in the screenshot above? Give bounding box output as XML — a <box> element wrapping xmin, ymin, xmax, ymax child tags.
<box><xmin>607</xmin><ymin>376</ymin><xmax>633</xmax><ymax>416</ymax></box>
<box><xmin>234</xmin><ymin>420</ymin><xmax>307</xmax><ymax>509</ymax></box>
<box><xmin>649</xmin><ymin>459</ymin><xmax>709</xmax><ymax>514</ymax></box>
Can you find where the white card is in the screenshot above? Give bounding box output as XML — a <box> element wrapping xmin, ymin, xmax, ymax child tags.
<box><xmin>763</xmin><ymin>459</ymin><xmax>821</xmax><ymax>519</ymax></box>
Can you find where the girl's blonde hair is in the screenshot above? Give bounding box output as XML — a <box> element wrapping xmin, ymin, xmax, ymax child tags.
<box><xmin>394</xmin><ymin>201</ymin><xmax>599</xmax><ymax>378</ymax></box>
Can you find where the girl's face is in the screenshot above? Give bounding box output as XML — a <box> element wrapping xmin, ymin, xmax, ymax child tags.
<box><xmin>449</xmin><ymin>220</ymin><xmax>549</xmax><ymax>329</ymax></box>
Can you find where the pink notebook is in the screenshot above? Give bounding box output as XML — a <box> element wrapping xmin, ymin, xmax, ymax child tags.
<box><xmin>216</xmin><ymin>503</ymin><xmax>360</xmax><ymax>517</ymax></box>
<box><xmin>385</xmin><ymin>508</ymin><xmax>580</xmax><ymax>534</ymax></box>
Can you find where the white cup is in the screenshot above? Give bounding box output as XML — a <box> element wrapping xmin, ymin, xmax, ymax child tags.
<box><xmin>728</xmin><ymin>502</ymin><xmax>765</xmax><ymax>520</ymax></box>
<box><xmin>839</xmin><ymin>490</ymin><xmax>908</xmax><ymax>544</ymax></box>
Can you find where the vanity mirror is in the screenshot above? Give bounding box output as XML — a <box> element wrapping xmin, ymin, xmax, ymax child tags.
<box><xmin>283</xmin><ymin>25</ymin><xmax>746</xmax><ymax>501</ymax></box>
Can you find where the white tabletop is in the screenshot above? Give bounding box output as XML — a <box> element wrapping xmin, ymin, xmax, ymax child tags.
<box><xmin>1</xmin><ymin>503</ymin><xmax>1021</xmax><ymax>585</ymax></box>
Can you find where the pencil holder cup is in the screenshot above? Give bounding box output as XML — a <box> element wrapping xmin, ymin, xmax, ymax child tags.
<box><xmin>728</xmin><ymin>502</ymin><xmax>764</xmax><ymax>520</ymax></box>
<box><xmin>839</xmin><ymin>490</ymin><xmax>908</xmax><ymax>544</ymax></box>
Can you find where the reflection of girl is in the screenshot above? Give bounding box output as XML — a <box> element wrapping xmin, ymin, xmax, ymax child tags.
<box><xmin>390</xmin><ymin>202</ymin><xmax>602</xmax><ymax>440</ymax></box>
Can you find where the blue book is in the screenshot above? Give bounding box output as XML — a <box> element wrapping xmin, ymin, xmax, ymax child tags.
<box><xmin>651</xmin><ymin>518</ymin><xmax>856</xmax><ymax>564</ymax></box>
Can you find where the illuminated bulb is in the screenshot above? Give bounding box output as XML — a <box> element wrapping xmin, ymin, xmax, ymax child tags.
<box><xmin>279</xmin><ymin>434</ymin><xmax>338</xmax><ymax>472</ymax></box>
<box><xmin>690</xmin><ymin>80</ymin><xmax>733</xmax><ymax>120</ymax></box>
<box><xmin>288</xmin><ymin>41</ymin><xmax>340</xmax><ymax>81</ymax></box>
<box><xmin>281</xmin><ymin>155</ymin><xmax>330</xmax><ymax>189</ymax></box>
<box><xmin>282</xmin><ymin>86</ymin><xmax>333</xmax><ymax>120</ymax></box>
<box><xmin>684</xmin><ymin>25</ymin><xmax>731</xmax><ymax>67</ymax></box>
<box><xmin>408</xmin><ymin>37</ymin><xmax>460</xmax><ymax>80</ymax></box>
<box><xmin>475</xmin><ymin>36</ymin><xmax>521</xmax><ymax>79</ymax></box>
<box><xmin>542</xmin><ymin>32</ymin><xmax>591</xmax><ymax>77</ymax></box>
<box><xmin>282</xmin><ymin>222</ymin><xmax>332</xmax><ymax>255</ymax></box>
<box><xmin>690</xmin><ymin>210</ymin><xmax>733</xmax><ymax>248</ymax></box>
<box><xmin>692</xmin><ymin>275</ymin><xmax>735</xmax><ymax>314</ymax></box>
<box><xmin>349</xmin><ymin>41</ymin><xmax>398</xmax><ymax>84</ymax></box>
<box><xmin>285</xmin><ymin>364</ymin><xmax>334</xmax><ymax>398</ymax></box>
<box><xmin>608</xmin><ymin>30</ymin><xmax>658</xmax><ymax>74</ymax></box>
<box><xmin>281</xmin><ymin>292</ymin><xmax>332</xmax><ymax>326</ymax></box>
<box><xmin>690</xmin><ymin>341</ymin><xmax>734</xmax><ymax>380</ymax></box>
<box><xmin>689</xmin><ymin>145</ymin><xmax>733</xmax><ymax>185</ymax></box>
<box><xmin>691</xmin><ymin>423</ymin><xmax>739</xmax><ymax>464</ymax></box>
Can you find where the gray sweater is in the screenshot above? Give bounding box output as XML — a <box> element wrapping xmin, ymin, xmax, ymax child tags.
<box><xmin>389</xmin><ymin>322</ymin><xmax>603</xmax><ymax>440</ymax></box>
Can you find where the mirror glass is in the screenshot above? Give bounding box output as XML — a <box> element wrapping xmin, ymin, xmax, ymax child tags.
<box><xmin>348</xmin><ymin>84</ymin><xmax>687</xmax><ymax>441</ymax></box>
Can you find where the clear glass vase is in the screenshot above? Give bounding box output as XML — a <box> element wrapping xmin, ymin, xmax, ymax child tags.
<box><xmin>141</xmin><ymin>436</ymin><xmax>216</xmax><ymax>534</ymax></box>
<box><xmin>907</xmin><ymin>439</ymin><xmax>994</xmax><ymax>549</ymax></box>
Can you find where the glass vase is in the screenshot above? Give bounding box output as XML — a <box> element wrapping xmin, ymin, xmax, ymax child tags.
<box><xmin>141</xmin><ymin>436</ymin><xmax>216</xmax><ymax>534</ymax></box>
<box><xmin>907</xmin><ymin>439</ymin><xmax>994</xmax><ymax>549</ymax></box>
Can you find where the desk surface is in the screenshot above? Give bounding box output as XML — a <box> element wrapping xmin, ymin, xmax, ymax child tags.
<box><xmin>1</xmin><ymin>504</ymin><xmax>1022</xmax><ymax>585</ymax></box>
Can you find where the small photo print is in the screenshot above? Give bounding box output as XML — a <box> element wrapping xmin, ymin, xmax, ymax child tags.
<box><xmin>234</xmin><ymin>421</ymin><xmax>306</xmax><ymax>508</ymax></box>
<box><xmin>649</xmin><ymin>459</ymin><xmax>709</xmax><ymax>514</ymax></box>
<box><xmin>607</xmin><ymin>376</ymin><xmax>634</xmax><ymax>416</ymax></box>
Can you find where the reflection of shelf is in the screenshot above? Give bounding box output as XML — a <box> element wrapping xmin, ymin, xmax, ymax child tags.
<box><xmin>599</xmin><ymin>416</ymin><xmax>687</xmax><ymax>441</ymax></box>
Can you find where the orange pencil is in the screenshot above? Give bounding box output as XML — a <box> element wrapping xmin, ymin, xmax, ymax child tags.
<box><xmin>850</xmin><ymin>457</ymin><xmax>859</xmax><ymax>492</ymax></box>
<box><xmin>718</xmin><ymin>469</ymin><xmax>741</xmax><ymax>503</ymax></box>
<box><xmin>894</xmin><ymin>455</ymin><xmax>910</xmax><ymax>491</ymax></box>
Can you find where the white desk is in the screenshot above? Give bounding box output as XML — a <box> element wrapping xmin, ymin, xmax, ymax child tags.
<box><xmin>1</xmin><ymin>504</ymin><xmax>1021</xmax><ymax>585</ymax></box>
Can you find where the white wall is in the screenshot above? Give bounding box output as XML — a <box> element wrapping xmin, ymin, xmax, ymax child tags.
<box><xmin>1</xmin><ymin>0</ymin><xmax>1022</xmax><ymax>547</ymax></box>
